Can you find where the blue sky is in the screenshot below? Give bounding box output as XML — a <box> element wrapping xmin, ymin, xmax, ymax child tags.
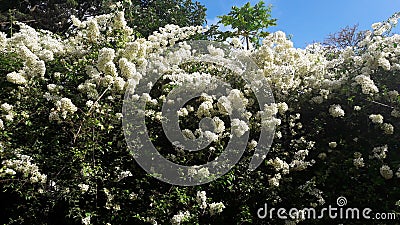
<box><xmin>197</xmin><ymin>0</ymin><xmax>400</xmax><ymax>48</ymax></box>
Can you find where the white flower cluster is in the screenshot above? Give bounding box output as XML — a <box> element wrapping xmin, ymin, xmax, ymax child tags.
<box><xmin>369</xmin><ymin>114</ymin><xmax>395</xmax><ymax>134</ymax></box>
<box><xmin>81</xmin><ymin>215</ymin><xmax>91</xmax><ymax>225</ymax></box>
<box><xmin>231</xmin><ymin>119</ymin><xmax>249</xmax><ymax>137</ymax></box>
<box><xmin>208</xmin><ymin>202</ymin><xmax>225</xmax><ymax>216</ymax></box>
<box><xmin>260</xmin><ymin>103</ymin><xmax>282</xmax><ymax>131</ymax></box>
<box><xmin>299</xmin><ymin>180</ymin><xmax>325</xmax><ymax>207</ymax></box>
<box><xmin>380</xmin><ymin>165</ymin><xmax>393</xmax><ymax>180</ymax></box>
<box><xmin>353</xmin><ymin>152</ymin><xmax>365</xmax><ymax>169</ymax></box>
<box><xmin>188</xmin><ymin>166</ymin><xmax>210</xmax><ymax>182</ymax></box>
<box><xmin>1</xmin><ymin>102</ymin><xmax>15</xmax><ymax>124</ymax></box>
<box><xmin>370</xmin><ymin>145</ymin><xmax>388</xmax><ymax>160</ymax></box>
<box><xmin>328</xmin><ymin>142</ymin><xmax>337</xmax><ymax>148</ymax></box>
<box><xmin>104</xmin><ymin>188</ymin><xmax>121</xmax><ymax>211</ymax></box>
<box><xmin>369</xmin><ymin>114</ymin><xmax>384</xmax><ymax>124</ymax></box>
<box><xmin>267</xmin><ymin>157</ymin><xmax>289</xmax><ymax>175</ymax></box>
<box><xmin>171</xmin><ymin>211</ymin><xmax>191</xmax><ymax>225</ymax></box>
<box><xmin>354</xmin><ymin>75</ymin><xmax>379</xmax><ymax>95</ymax></box>
<box><xmin>50</xmin><ymin>97</ymin><xmax>78</xmax><ymax>121</ymax></box>
<box><xmin>329</xmin><ymin>104</ymin><xmax>345</xmax><ymax>118</ymax></box>
<box><xmin>2</xmin><ymin>153</ymin><xmax>47</xmax><ymax>184</ymax></box>
<box><xmin>290</xmin><ymin>149</ymin><xmax>314</xmax><ymax>171</ymax></box>
<box><xmin>194</xmin><ymin>191</ymin><xmax>225</xmax><ymax>216</ymax></box>
<box><xmin>196</xmin><ymin>191</ymin><xmax>207</xmax><ymax>209</ymax></box>
<box><xmin>78</xmin><ymin>183</ymin><xmax>90</xmax><ymax>193</ymax></box>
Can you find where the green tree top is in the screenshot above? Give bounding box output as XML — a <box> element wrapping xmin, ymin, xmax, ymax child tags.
<box><xmin>217</xmin><ymin>1</ymin><xmax>277</xmax><ymax>49</ymax></box>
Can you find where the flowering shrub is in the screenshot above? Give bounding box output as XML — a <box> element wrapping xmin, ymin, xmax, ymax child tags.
<box><xmin>0</xmin><ymin>8</ymin><xmax>399</xmax><ymax>225</ymax></box>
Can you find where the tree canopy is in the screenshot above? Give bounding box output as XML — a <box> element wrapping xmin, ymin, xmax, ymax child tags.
<box><xmin>217</xmin><ymin>1</ymin><xmax>277</xmax><ymax>49</ymax></box>
<box><xmin>0</xmin><ymin>0</ymin><xmax>206</xmax><ymax>36</ymax></box>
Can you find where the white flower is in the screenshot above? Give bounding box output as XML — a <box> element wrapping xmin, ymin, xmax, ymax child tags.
<box><xmin>49</xmin><ymin>110</ymin><xmax>60</xmax><ymax>121</ymax></box>
<box><xmin>47</xmin><ymin>84</ymin><xmax>57</xmax><ymax>92</ymax></box>
<box><xmin>113</xmin><ymin>11</ymin><xmax>127</xmax><ymax>29</ymax></box>
<box><xmin>262</xmin><ymin>103</ymin><xmax>279</xmax><ymax>117</ymax></box>
<box><xmin>87</xmin><ymin>19</ymin><xmax>100</xmax><ymax>42</ymax></box>
<box><xmin>387</xmin><ymin>90</ymin><xmax>399</xmax><ymax>101</ymax></box>
<box><xmin>231</xmin><ymin>119</ymin><xmax>249</xmax><ymax>137</ymax></box>
<box><xmin>277</xmin><ymin>102</ymin><xmax>289</xmax><ymax>115</ymax></box>
<box><xmin>391</xmin><ymin>109</ymin><xmax>400</xmax><ymax>118</ymax></box>
<box><xmin>1</xmin><ymin>103</ymin><xmax>13</xmax><ymax>112</ymax></box>
<box><xmin>129</xmin><ymin>192</ymin><xmax>138</xmax><ymax>200</ymax></box>
<box><xmin>318</xmin><ymin>153</ymin><xmax>327</xmax><ymax>160</ymax></box>
<box><xmin>207</xmin><ymin>45</ymin><xmax>224</xmax><ymax>57</ymax></box>
<box><xmin>328</xmin><ymin>142</ymin><xmax>337</xmax><ymax>148</ymax></box>
<box><xmin>369</xmin><ymin>114</ymin><xmax>384</xmax><ymax>124</ymax></box>
<box><xmin>378</xmin><ymin>57</ymin><xmax>391</xmax><ymax>70</ymax></box>
<box><xmin>4</xmin><ymin>168</ymin><xmax>16</xmax><ymax>175</ymax></box>
<box><xmin>98</xmin><ymin>48</ymin><xmax>115</xmax><ymax>72</ymax></box>
<box><xmin>381</xmin><ymin>123</ymin><xmax>394</xmax><ymax>134</ymax></box>
<box><xmin>197</xmin><ymin>167</ymin><xmax>210</xmax><ymax>178</ymax></box>
<box><xmin>209</xmin><ymin>202</ymin><xmax>225</xmax><ymax>216</ymax></box>
<box><xmin>268</xmin><ymin>157</ymin><xmax>289</xmax><ymax>174</ymax></box>
<box><xmin>0</xmin><ymin>119</ymin><xmax>3</xmax><ymax>130</ymax></box>
<box><xmin>4</xmin><ymin>114</ymin><xmax>13</xmax><ymax>122</ymax></box>
<box><xmin>57</xmin><ymin>98</ymin><xmax>78</xmax><ymax>114</ymax></box>
<box><xmin>86</xmin><ymin>100</ymin><xmax>94</xmax><ymax>108</ymax></box>
<box><xmin>396</xmin><ymin>168</ymin><xmax>400</xmax><ymax>178</ymax></box>
<box><xmin>177</xmin><ymin>108</ymin><xmax>188</xmax><ymax>117</ymax></box>
<box><xmin>182</xmin><ymin>129</ymin><xmax>196</xmax><ymax>140</ymax></box>
<box><xmin>217</xmin><ymin>96</ymin><xmax>232</xmax><ymax>115</ymax></box>
<box><xmin>0</xmin><ymin>31</ymin><xmax>6</xmax><ymax>50</ymax></box>
<box><xmin>268</xmin><ymin>173</ymin><xmax>281</xmax><ymax>187</ymax></box>
<box><xmin>82</xmin><ymin>215</ymin><xmax>91</xmax><ymax>225</ymax></box>
<box><xmin>71</xmin><ymin>15</ymin><xmax>83</xmax><ymax>27</ymax></box>
<box><xmin>7</xmin><ymin>71</ymin><xmax>27</xmax><ymax>85</ymax></box>
<box><xmin>116</xmin><ymin>113</ymin><xmax>123</xmax><ymax>120</ymax></box>
<box><xmin>113</xmin><ymin>76</ymin><xmax>126</xmax><ymax>91</ymax></box>
<box><xmin>353</xmin><ymin>153</ymin><xmax>365</xmax><ymax>168</ymax></box>
<box><xmin>354</xmin><ymin>75</ymin><xmax>379</xmax><ymax>95</ymax></box>
<box><xmin>380</xmin><ymin>165</ymin><xmax>393</xmax><ymax>180</ymax></box>
<box><xmin>196</xmin><ymin>191</ymin><xmax>207</xmax><ymax>209</ymax></box>
<box><xmin>227</xmin><ymin>89</ymin><xmax>248</xmax><ymax>112</ymax></box>
<box><xmin>197</xmin><ymin>101</ymin><xmax>213</xmax><ymax>118</ymax></box>
<box><xmin>329</xmin><ymin>104</ymin><xmax>345</xmax><ymax>118</ymax></box>
<box><xmin>248</xmin><ymin>140</ymin><xmax>258</xmax><ymax>149</ymax></box>
<box><xmin>354</xmin><ymin>106</ymin><xmax>361</xmax><ymax>111</ymax></box>
<box><xmin>118</xmin><ymin>170</ymin><xmax>132</xmax><ymax>180</ymax></box>
<box><xmin>188</xmin><ymin>166</ymin><xmax>210</xmax><ymax>181</ymax></box>
<box><xmin>203</xmin><ymin>131</ymin><xmax>219</xmax><ymax>142</ymax></box>
<box><xmin>212</xmin><ymin>117</ymin><xmax>225</xmax><ymax>133</ymax></box>
<box><xmin>171</xmin><ymin>211</ymin><xmax>191</xmax><ymax>225</ymax></box>
<box><xmin>78</xmin><ymin>184</ymin><xmax>90</xmax><ymax>193</ymax></box>
<box><xmin>372</xmin><ymin>22</ymin><xmax>382</xmax><ymax>30</ymax></box>
<box><xmin>231</xmin><ymin>37</ymin><xmax>242</xmax><ymax>48</ymax></box>
<box><xmin>370</xmin><ymin>145</ymin><xmax>388</xmax><ymax>160</ymax></box>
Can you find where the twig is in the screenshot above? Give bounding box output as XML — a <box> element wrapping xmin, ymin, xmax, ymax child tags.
<box><xmin>367</xmin><ymin>99</ymin><xmax>395</xmax><ymax>109</ymax></box>
<box><xmin>73</xmin><ymin>85</ymin><xmax>111</xmax><ymax>143</ymax></box>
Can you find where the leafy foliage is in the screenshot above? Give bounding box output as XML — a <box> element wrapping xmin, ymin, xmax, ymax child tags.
<box><xmin>217</xmin><ymin>1</ymin><xmax>277</xmax><ymax>49</ymax></box>
<box><xmin>0</xmin><ymin>0</ymin><xmax>206</xmax><ymax>37</ymax></box>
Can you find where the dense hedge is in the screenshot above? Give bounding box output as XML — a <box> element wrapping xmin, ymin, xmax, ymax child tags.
<box><xmin>0</xmin><ymin>9</ymin><xmax>399</xmax><ymax>225</ymax></box>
